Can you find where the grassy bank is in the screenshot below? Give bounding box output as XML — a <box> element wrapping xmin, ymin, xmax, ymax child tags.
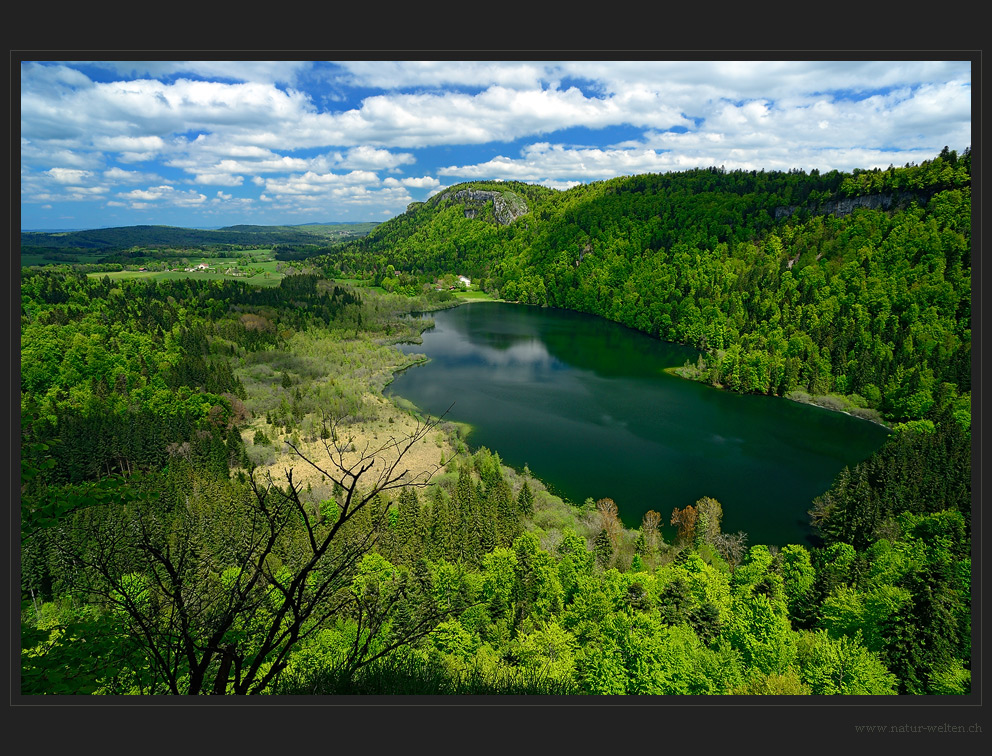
<box><xmin>783</xmin><ymin>390</ymin><xmax>888</xmax><ymax>426</ymax></box>
<box><xmin>664</xmin><ymin>364</ymin><xmax>888</xmax><ymax>426</ymax></box>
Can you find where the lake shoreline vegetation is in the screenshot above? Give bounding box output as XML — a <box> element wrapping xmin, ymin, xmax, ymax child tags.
<box><xmin>20</xmin><ymin>152</ymin><xmax>971</xmax><ymax>696</ymax></box>
<box><xmin>665</xmin><ymin>361</ymin><xmax>889</xmax><ymax>427</ymax></box>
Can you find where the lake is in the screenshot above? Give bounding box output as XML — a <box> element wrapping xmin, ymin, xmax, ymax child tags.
<box><xmin>387</xmin><ymin>302</ymin><xmax>891</xmax><ymax>547</ymax></box>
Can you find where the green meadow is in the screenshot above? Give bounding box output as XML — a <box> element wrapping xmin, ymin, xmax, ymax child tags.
<box><xmin>83</xmin><ymin>252</ymin><xmax>286</xmax><ymax>287</ymax></box>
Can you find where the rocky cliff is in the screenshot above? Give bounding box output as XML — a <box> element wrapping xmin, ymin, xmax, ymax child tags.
<box><xmin>436</xmin><ymin>188</ymin><xmax>529</xmax><ymax>225</ymax></box>
<box><xmin>774</xmin><ymin>189</ymin><xmax>935</xmax><ymax>220</ymax></box>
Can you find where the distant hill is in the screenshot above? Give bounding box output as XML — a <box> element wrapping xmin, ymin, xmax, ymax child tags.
<box><xmin>21</xmin><ymin>222</ymin><xmax>379</xmax><ymax>253</ymax></box>
<box><xmin>216</xmin><ymin>222</ymin><xmax>379</xmax><ymax>235</ymax></box>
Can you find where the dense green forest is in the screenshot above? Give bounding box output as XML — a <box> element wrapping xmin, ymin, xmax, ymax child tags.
<box><xmin>19</xmin><ymin>151</ymin><xmax>971</xmax><ymax>695</ymax></box>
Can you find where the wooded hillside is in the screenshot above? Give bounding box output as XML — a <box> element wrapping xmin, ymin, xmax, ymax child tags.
<box><xmin>315</xmin><ymin>150</ymin><xmax>971</xmax><ymax>425</ymax></box>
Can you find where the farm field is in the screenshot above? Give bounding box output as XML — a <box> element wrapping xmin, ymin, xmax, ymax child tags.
<box><xmin>83</xmin><ymin>252</ymin><xmax>285</xmax><ymax>287</ymax></box>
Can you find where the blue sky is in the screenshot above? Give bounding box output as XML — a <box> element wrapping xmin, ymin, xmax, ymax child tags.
<box><xmin>19</xmin><ymin>59</ymin><xmax>972</xmax><ymax>230</ymax></box>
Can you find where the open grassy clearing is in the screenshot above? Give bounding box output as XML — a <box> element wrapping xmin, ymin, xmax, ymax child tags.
<box><xmin>233</xmin><ymin>320</ymin><xmax>452</xmax><ymax>489</ymax></box>
<box><xmin>88</xmin><ymin>268</ymin><xmax>285</xmax><ymax>287</ymax></box>
<box><xmin>242</xmin><ymin>393</ymin><xmax>459</xmax><ymax>498</ymax></box>
<box><xmin>83</xmin><ymin>252</ymin><xmax>286</xmax><ymax>287</ymax></box>
<box><xmin>452</xmin><ymin>288</ymin><xmax>501</xmax><ymax>302</ymax></box>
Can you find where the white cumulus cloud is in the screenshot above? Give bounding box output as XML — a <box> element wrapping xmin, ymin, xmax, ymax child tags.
<box><xmin>116</xmin><ymin>185</ymin><xmax>207</xmax><ymax>208</ymax></box>
<box><xmin>46</xmin><ymin>167</ymin><xmax>94</xmax><ymax>184</ymax></box>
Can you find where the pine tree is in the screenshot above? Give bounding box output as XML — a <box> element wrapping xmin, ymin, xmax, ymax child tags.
<box><xmin>477</xmin><ymin>481</ymin><xmax>498</xmax><ymax>557</ymax></box>
<box><xmin>395</xmin><ymin>487</ymin><xmax>422</xmax><ymax>564</ymax></box>
<box><xmin>428</xmin><ymin>486</ymin><xmax>454</xmax><ymax>562</ymax></box>
<box><xmin>594</xmin><ymin>528</ymin><xmax>614</xmax><ymax>569</ymax></box>
<box><xmin>492</xmin><ymin>476</ymin><xmax>521</xmax><ymax>546</ymax></box>
<box><xmin>454</xmin><ymin>463</ymin><xmax>477</xmax><ymax>564</ymax></box>
<box><xmin>517</xmin><ymin>481</ymin><xmax>534</xmax><ymax>517</ymax></box>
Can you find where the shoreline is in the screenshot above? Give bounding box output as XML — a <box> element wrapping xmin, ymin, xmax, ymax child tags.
<box><xmin>401</xmin><ymin>295</ymin><xmax>893</xmax><ymax>432</ymax></box>
<box><xmin>663</xmin><ymin>365</ymin><xmax>890</xmax><ymax>429</ymax></box>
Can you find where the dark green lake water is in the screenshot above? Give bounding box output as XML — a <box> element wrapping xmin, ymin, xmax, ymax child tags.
<box><xmin>387</xmin><ymin>302</ymin><xmax>891</xmax><ymax>547</ymax></box>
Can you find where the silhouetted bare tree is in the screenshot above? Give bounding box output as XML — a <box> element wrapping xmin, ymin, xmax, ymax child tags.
<box><xmin>57</xmin><ymin>410</ymin><xmax>452</xmax><ymax>694</ymax></box>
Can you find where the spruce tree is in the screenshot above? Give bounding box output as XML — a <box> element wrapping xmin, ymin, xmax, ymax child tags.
<box><xmin>517</xmin><ymin>481</ymin><xmax>534</xmax><ymax>517</ymax></box>
<box><xmin>594</xmin><ymin>528</ymin><xmax>613</xmax><ymax>569</ymax></box>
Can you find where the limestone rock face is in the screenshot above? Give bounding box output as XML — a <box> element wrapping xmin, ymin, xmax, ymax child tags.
<box><xmin>441</xmin><ymin>188</ymin><xmax>529</xmax><ymax>225</ymax></box>
<box><xmin>774</xmin><ymin>190</ymin><xmax>934</xmax><ymax>220</ymax></box>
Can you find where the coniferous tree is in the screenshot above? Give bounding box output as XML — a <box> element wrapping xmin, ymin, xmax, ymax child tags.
<box><xmin>594</xmin><ymin>529</ymin><xmax>614</xmax><ymax>569</ymax></box>
<box><xmin>516</xmin><ymin>481</ymin><xmax>534</xmax><ymax>517</ymax></box>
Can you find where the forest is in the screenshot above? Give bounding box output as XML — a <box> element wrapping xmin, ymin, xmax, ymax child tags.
<box><xmin>19</xmin><ymin>150</ymin><xmax>971</xmax><ymax>695</ymax></box>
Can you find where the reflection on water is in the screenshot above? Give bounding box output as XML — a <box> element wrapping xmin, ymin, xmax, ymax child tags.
<box><xmin>389</xmin><ymin>303</ymin><xmax>890</xmax><ymax>547</ymax></box>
